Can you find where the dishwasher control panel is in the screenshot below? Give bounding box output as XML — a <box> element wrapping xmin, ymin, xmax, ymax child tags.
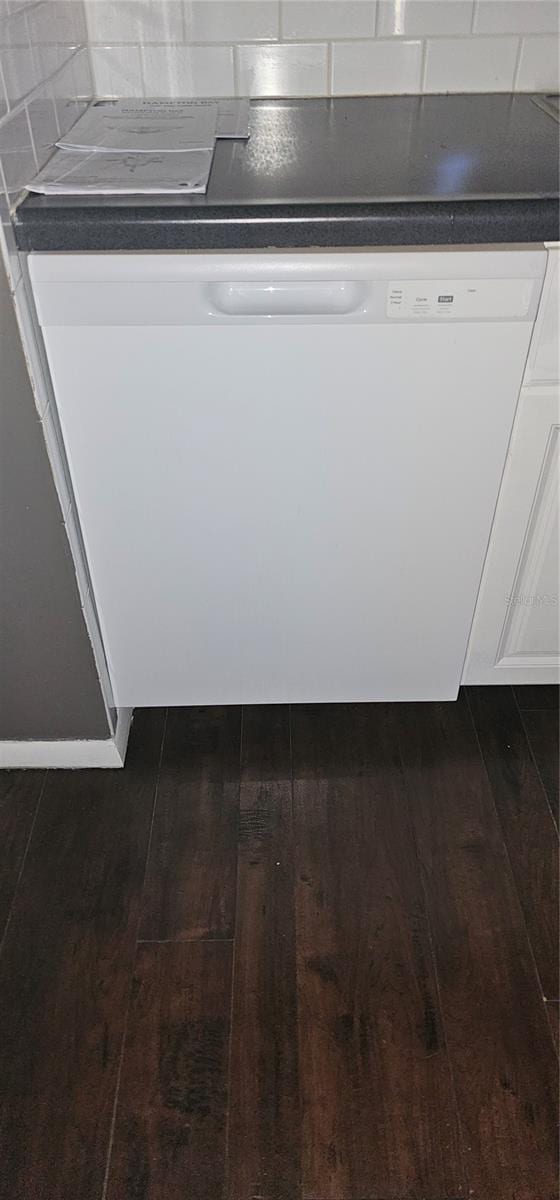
<box><xmin>387</xmin><ymin>278</ymin><xmax>534</xmax><ymax>320</ymax></box>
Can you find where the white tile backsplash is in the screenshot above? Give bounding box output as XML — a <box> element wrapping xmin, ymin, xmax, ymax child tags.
<box><xmin>0</xmin><ymin>0</ymin><xmax>555</xmax><ymax>111</ymax></box>
<box><xmin>90</xmin><ymin>43</ymin><xmax>143</xmax><ymax>95</ymax></box>
<box><xmin>474</xmin><ymin>1</ymin><xmax>559</xmax><ymax>35</ymax></box>
<box><xmin>424</xmin><ymin>34</ymin><xmax>519</xmax><ymax>92</ymax></box>
<box><xmin>51</xmin><ymin>63</ymin><xmax>80</xmax><ymax>131</ymax></box>
<box><xmin>0</xmin><ymin>7</ymin><xmax>39</xmax><ymax>104</ymax></box>
<box><xmin>77</xmin><ymin>0</ymin><xmax>559</xmax><ymax>98</ymax></box>
<box><xmin>0</xmin><ymin>102</ymin><xmax>35</xmax><ymax>199</ymax></box>
<box><xmin>332</xmin><ymin>37</ymin><xmax>422</xmax><ymax>94</ymax></box>
<box><xmin>516</xmin><ymin>33</ymin><xmax>560</xmax><ymax>90</ymax></box>
<box><xmin>26</xmin><ymin>1</ymin><xmax>87</xmax><ymax>48</ymax></box>
<box><xmin>186</xmin><ymin>1</ymin><xmax>280</xmax><ymax>43</ymax></box>
<box><xmin>282</xmin><ymin>1</ymin><xmax>375</xmax><ymax>41</ymax></box>
<box><xmin>377</xmin><ymin>0</ymin><xmax>474</xmax><ymax>38</ymax></box>
<box><xmin>141</xmin><ymin>42</ymin><xmax>235</xmax><ymax>94</ymax></box>
<box><xmin>48</xmin><ymin>46</ymin><xmax>91</xmax><ymax>129</ymax></box>
<box><xmin>26</xmin><ymin>81</ymin><xmax>59</xmax><ymax>154</ymax></box>
<box><xmin>236</xmin><ymin>40</ymin><xmax>327</xmax><ymax>95</ymax></box>
<box><xmin>68</xmin><ymin>41</ymin><xmax>95</xmax><ymax>104</ymax></box>
<box><xmin>0</xmin><ymin>5</ymin><xmax>92</xmax><ymax>270</ymax></box>
<box><xmin>86</xmin><ymin>1</ymin><xmax>184</xmax><ymax>45</ymax></box>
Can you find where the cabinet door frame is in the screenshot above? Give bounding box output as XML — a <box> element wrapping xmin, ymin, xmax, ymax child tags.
<box><xmin>524</xmin><ymin>247</ymin><xmax>559</xmax><ymax>385</ymax></box>
<box><xmin>463</xmin><ymin>382</ymin><xmax>559</xmax><ymax>686</ymax></box>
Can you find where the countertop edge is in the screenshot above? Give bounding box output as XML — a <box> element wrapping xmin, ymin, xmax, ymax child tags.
<box><xmin>13</xmin><ymin>197</ymin><xmax>560</xmax><ymax>253</ymax></box>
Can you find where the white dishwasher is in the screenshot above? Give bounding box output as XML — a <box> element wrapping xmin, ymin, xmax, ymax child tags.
<box><xmin>30</xmin><ymin>248</ymin><xmax>546</xmax><ymax>707</ymax></box>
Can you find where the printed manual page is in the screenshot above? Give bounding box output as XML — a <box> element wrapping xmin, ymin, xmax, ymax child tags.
<box><xmin>28</xmin><ymin>146</ymin><xmax>215</xmax><ymax>194</ymax></box>
<box><xmin>57</xmin><ymin>98</ymin><xmax>249</xmax><ymax>152</ymax></box>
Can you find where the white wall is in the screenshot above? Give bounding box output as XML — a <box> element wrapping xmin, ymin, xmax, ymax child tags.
<box><xmin>84</xmin><ymin>0</ymin><xmax>559</xmax><ymax>99</ymax></box>
<box><xmin>0</xmin><ymin>2</ymin><xmax>115</xmax><ymax>742</ymax></box>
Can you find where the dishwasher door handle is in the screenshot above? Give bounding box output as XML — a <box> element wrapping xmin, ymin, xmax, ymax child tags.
<box><xmin>208</xmin><ymin>280</ymin><xmax>366</xmax><ymax>317</ymax></box>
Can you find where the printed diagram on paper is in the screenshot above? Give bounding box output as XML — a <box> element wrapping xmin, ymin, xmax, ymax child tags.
<box><xmin>27</xmin><ymin>98</ymin><xmax>250</xmax><ymax>195</ymax></box>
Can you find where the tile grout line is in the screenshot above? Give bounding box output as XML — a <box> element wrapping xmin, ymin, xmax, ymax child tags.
<box><xmin>100</xmin><ymin>706</ymin><xmax>169</xmax><ymax>1200</ymax></box>
<box><xmin>395</xmin><ymin>726</ymin><xmax>470</xmax><ymax>1200</ymax></box>
<box><xmin>0</xmin><ymin>768</ymin><xmax>47</xmax><ymax>962</ymax></box>
<box><xmin>512</xmin><ymin>688</ymin><xmax>559</xmax><ymax>837</ymax></box>
<box><xmin>222</xmin><ymin>703</ymin><xmax>243</xmax><ymax>1200</ymax></box>
<box><xmin>464</xmin><ymin>687</ymin><xmax>560</xmax><ymax>1014</ymax></box>
<box><xmin>83</xmin><ymin>32</ymin><xmax>555</xmax><ymax>47</ymax></box>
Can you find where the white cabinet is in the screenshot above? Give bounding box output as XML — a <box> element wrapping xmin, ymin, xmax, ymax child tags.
<box><xmin>524</xmin><ymin>250</ymin><xmax>559</xmax><ymax>385</ymax></box>
<box><xmin>464</xmin><ymin>249</ymin><xmax>559</xmax><ymax>686</ymax></box>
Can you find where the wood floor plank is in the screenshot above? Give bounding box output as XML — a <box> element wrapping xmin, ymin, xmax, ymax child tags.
<box><xmin>106</xmin><ymin>940</ymin><xmax>232</xmax><ymax>1200</ymax></box>
<box><xmin>467</xmin><ymin>686</ymin><xmax>559</xmax><ymax>1000</ymax></box>
<box><xmin>545</xmin><ymin>1003</ymin><xmax>559</xmax><ymax>1053</ymax></box>
<box><xmin>519</xmin><ymin>708</ymin><xmax>559</xmax><ymax>829</ymax></box>
<box><xmin>292</xmin><ymin>703</ymin><xmax>465</xmax><ymax>1200</ymax></box>
<box><xmin>227</xmin><ymin>706</ymin><xmax>300</xmax><ymax>1200</ymax></box>
<box><xmin>0</xmin><ymin>769</ymin><xmax>44</xmax><ymax>941</ymax></box>
<box><xmin>0</xmin><ymin>709</ymin><xmax>165</xmax><ymax>1200</ymax></box>
<box><xmin>514</xmin><ymin>685</ymin><xmax>559</xmax><ymax>711</ymax></box>
<box><xmin>140</xmin><ymin>706</ymin><xmax>241</xmax><ymax>941</ymax></box>
<box><xmin>398</xmin><ymin>695</ymin><xmax>559</xmax><ymax>1200</ymax></box>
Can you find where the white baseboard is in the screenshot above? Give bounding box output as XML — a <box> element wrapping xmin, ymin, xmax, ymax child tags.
<box><xmin>0</xmin><ymin>708</ymin><xmax>134</xmax><ymax>770</ymax></box>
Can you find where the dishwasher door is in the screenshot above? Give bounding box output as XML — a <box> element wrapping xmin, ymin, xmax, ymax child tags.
<box><xmin>30</xmin><ymin>249</ymin><xmax>546</xmax><ymax>706</ymax></box>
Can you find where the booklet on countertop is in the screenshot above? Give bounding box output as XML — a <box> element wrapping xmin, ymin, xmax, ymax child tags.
<box><xmin>26</xmin><ymin>97</ymin><xmax>250</xmax><ymax>195</ymax></box>
<box><xmin>27</xmin><ymin>146</ymin><xmax>215</xmax><ymax>195</ymax></box>
<box><xmin>57</xmin><ymin>97</ymin><xmax>250</xmax><ymax>152</ymax></box>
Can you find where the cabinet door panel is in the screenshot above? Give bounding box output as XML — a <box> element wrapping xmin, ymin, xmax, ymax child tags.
<box><xmin>525</xmin><ymin>249</ymin><xmax>559</xmax><ymax>386</ymax></box>
<box><xmin>464</xmin><ymin>385</ymin><xmax>559</xmax><ymax>685</ymax></box>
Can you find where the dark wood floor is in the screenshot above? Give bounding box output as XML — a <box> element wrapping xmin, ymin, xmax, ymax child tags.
<box><xmin>0</xmin><ymin>687</ymin><xmax>557</xmax><ymax>1200</ymax></box>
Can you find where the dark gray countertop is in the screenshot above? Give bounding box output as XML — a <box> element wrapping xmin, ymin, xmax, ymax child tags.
<box><xmin>14</xmin><ymin>94</ymin><xmax>560</xmax><ymax>252</ymax></box>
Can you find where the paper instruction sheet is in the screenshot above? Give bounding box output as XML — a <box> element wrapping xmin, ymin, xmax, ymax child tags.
<box><xmin>57</xmin><ymin>98</ymin><xmax>250</xmax><ymax>152</ymax></box>
<box><xmin>28</xmin><ymin>146</ymin><xmax>215</xmax><ymax>194</ymax></box>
